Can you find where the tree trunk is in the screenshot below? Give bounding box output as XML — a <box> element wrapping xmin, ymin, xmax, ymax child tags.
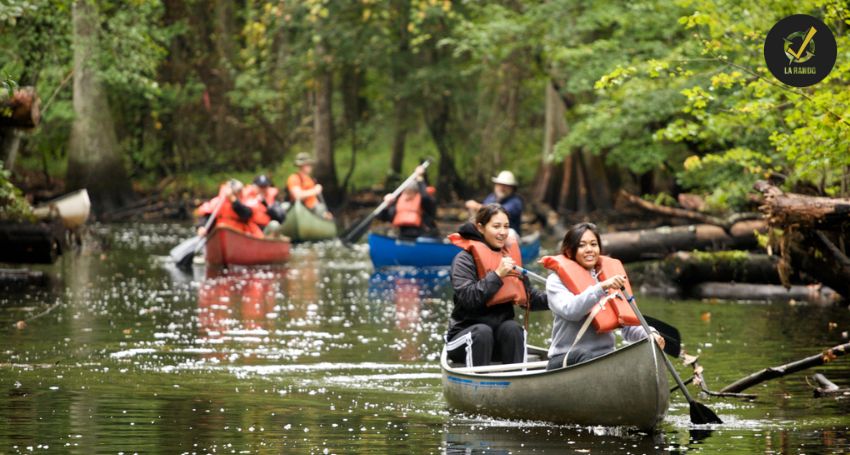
<box><xmin>388</xmin><ymin>0</ymin><xmax>411</xmax><ymax>182</ymax></box>
<box><xmin>67</xmin><ymin>0</ymin><xmax>133</xmax><ymax>214</ymax></box>
<box><xmin>389</xmin><ymin>97</ymin><xmax>408</xmax><ymax>181</ymax></box>
<box><xmin>601</xmin><ymin>221</ymin><xmax>768</xmax><ymax>263</ymax></box>
<box><xmin>478</xmin><ymin>56</ymin><xmax>523</xmax><ymax>185</ymax></box>
<box><xmin>532</xmin><ymin>81</ymin><xmax>568</xmax><ymax>205</ymax></box>
<box><xmin>340</xmin><ymin>64</ymin><xmax>364</xmax><ymax>196</ymax></box>
<box><xmin>426</xmin><ymin>94</ymin><xmax>467</xmax><ymax>201</ymax></box>
<box><xmin>1</xmin><ymin>129</ymin><xmax>22</xmax><ymax>170</ymax></box>
<box><xmin>581</xmin><ymin>148</ymin><xmax>613</xmax><ymax>210</ymax></box>
<box><xmin>313</xmin><ymin>45</ymin><xmax>338</xmax><ymax>205</ymax></box>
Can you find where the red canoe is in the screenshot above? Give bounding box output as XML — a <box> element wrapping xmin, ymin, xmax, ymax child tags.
<box><xmin>204</xmin><ymin>226</ymin><xmax>291</xmax><ymax>266</ymax></box>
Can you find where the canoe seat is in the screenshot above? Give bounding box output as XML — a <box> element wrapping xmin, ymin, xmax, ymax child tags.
<box><xmin>448</xmin><ymin>354</ymin><xmax>541</xmax><ymax>368</ymax></box>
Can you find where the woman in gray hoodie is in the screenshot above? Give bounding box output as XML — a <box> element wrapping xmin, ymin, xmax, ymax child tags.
<box><xmin>544</xmin><ymin>223</ymin><xmax>664</xmax><ymax>370</ymax></box>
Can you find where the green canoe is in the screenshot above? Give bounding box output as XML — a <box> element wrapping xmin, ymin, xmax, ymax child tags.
<box><xmin>280</xmin><ymin>201</ymin><xmax>337</xmax><ymax>242</ymax></box>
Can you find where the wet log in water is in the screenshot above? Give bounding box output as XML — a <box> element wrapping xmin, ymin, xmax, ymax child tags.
<box><xmin>720</xmin><ymin>342</ymin><xmax>850</xmax><ymax>393</ymax></box>
<box><xmin>809</xmin><ymin>373</ymin><xmax>850</xmax><ymax>398</ymax></box>
<box><xmin>693</xmin><ymin>282</ymin><xmax>840</xmax><ymax>304</ymax></box>
<box><xmin>663</xmin><ymin>251</ymin><xmax>783</xmax><ymax>285</ymax></box>
<box><xmin>601</xmin><ymin>220</ymin><xmax>767</xmax><ymax>263</ymax></box>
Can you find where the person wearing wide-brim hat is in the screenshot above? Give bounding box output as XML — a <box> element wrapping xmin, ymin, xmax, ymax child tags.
<box><xmin>286</xmin><ymin>152</ymin><xmax>332</xmax><ymax>219</ymax></box>
<box><xmin>465</xmin><ymin>170</ymin><xmax>524</xmax><ymax>235</ymax></box>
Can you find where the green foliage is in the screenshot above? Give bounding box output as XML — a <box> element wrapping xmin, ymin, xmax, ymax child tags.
<box><xmin>1</xmin><ymin>0</ymin><xmax>848</xmax><ymax>206</ymax></box>
<box><xmin>0</xmin><ymin>162</ymin><xmax>34</xmax><ymax>222</ymax></box>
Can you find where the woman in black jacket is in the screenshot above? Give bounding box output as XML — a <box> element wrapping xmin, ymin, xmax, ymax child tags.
<box><xmin>445</xmin><ymin>204</ymin><xmax>548</xmax><ymax>367</ymax></box>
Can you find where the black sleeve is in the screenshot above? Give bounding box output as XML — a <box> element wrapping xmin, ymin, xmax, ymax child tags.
<box><xmin>196</xmin><ymin>215</ymin><xmax>211</xmax><ymax>229</ymax></box>
<box><xmin>418</xmin><ymin>181</ymin><xmax>436</xmax><ymax>218</ymax></box>
<box><xmin>231</xmin><ymin>199</ymin><xmax>253</xmax><ymax>221</ymax></box>
<box><xmin>526</xmin><ymin>278</ymin><xmax>549</xmax><ymax>312</ymax></box>
<box><xmin>451</xmin><ymin>251</ymin><xmax>504</xmax><ymax>313</ymax></box>
<box><xmin>377</xmin><ymin>202</ymin><xmax>395</xmax><ymax>222</ymax></box>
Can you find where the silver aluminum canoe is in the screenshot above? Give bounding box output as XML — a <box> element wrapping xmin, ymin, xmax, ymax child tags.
<box><xmin>441</xmin><ymin>339</ymin><xmax>669</xmax><ymax>430</ymax></box>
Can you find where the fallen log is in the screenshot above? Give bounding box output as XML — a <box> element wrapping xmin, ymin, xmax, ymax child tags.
<box><xmin>754</xmin><ymin>181</ymin><xmax>850</xmax><ymax>229</ymax></box>
<box><xmin>673</xmin><ymin>354</ymin><xmax>757</xmax><ymax>399</ymax></box>
<box><xmin>808</xmin><ymin>373</ymin><xmax>850</xmax><ymax>398</ymax></box>
<box><xmin>0</xmin><ymin>87</ymin><xmax>40</xmax><ymax>129</ymax></box>
<box><xmin>720</xmin><ymin>342</ymin><xmax>850</xmax><ymax>393</ymax></box>
<box><xmin>602</xmin><ymin>221</ymin><xmax>767</xmax><ymax>263</ymax></box>
<box><xmin>664</xmin><ymin>251</ymin><xmax>784</xmax><ymax>285</ymax></box>
<box><xmin>693</xmin><ymin>282</ymin><xmax>840</xmax><ymax>304</ymax></box>
<box><xmin>753</xmin><ymin>181</ymin><xmax>850</xmax><ymax>301</ymax></box>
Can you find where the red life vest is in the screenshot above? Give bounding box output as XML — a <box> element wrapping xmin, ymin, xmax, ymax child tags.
<box><xmin>448</xmin><ymin>233</ymin><xmax>528</xmax><ymax>308</ymax></box>
<box><xmin>539</xmin><ymin>254</ymin><xmax>639</xmax><ymax>333</ymax></box>
<box><xmin>392</xmin><ymin>192</ymin><xmax>422</xmax><ymax>227</ymax></box>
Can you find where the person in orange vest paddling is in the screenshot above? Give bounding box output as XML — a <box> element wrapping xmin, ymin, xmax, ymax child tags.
<box><xmin>539</xmin><ymin>222</ymin><xmax>664</xmax><ymax>370</ymax></box>
<box><xmin>195</xmin><ymin>179</ymin><xmax>263</xmax><ymax>238</ymax></box>
<box><xmin>286</xmin><ymin>152</ymin><xmax>333</xmax><ymax>220</ymax></box>
<box><xmin>377</xmin><ymin>163</ymin><xmax>438</xmax><ymax>240</ymax></box>
<box><xmin>444</xmin><ymin>204</ymin><xmax>548</xmax><ymax>367</ymax></box>
<box><xmin>244</xmin><ymin>174</ymin><xmax>287</xmax><ymax>237</ymax></box>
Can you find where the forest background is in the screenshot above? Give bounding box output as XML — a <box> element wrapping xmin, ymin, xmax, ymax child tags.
<box><xmin>0</xmin><ymin>0</ymin><xmax>848</xmax><ymax>219</ymax></box>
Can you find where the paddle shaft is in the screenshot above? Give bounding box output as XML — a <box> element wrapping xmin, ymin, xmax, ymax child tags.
<box><xmin>195</xmin><ymin>195</ymin><xmax>226</xmax><ymax>252</ymax></box>
<box><xmin>513</xmin><ymin>265</ymin><xmax>547</xmax><ymax>284</ymax></box>
<box><xmin>619</xmin><ymin>288</ymin><xmax>700</xmax><ymax>408</ymax></box>
<box><xmin>343</xmin><ymin>160</ymin><xmax>431</xmax><ymax>243</ymax></box>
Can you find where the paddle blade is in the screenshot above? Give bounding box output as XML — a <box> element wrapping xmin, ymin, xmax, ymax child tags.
<box><xmin>171</xmin><ymin>236</ymin><xmax>201</xmax><ymax>270</ymax></box>
<box><xmin>690</xmin><ymin>401</ymin><xmax>723</xmax><ymax>425</ymax></box>
<box><xmin>644</xmin><ymin>315</ymin><xmax>681</xmax><ymax>358</ymax></box>
<box><xmin>342</xmin><ymin>218</ymin><xmax>372</xmax><ymax>245</ymax></box>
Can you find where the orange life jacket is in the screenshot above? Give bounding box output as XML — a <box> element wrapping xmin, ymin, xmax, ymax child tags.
<box><xmin>539</xmin><ymin>254</ymin><xmax>639</xmax><ymax>333</ymax></box>
<box><xmin>195</xmin><ymin>185</ymin><xmax>264</xmax><ymax>238</ymax></box>
<box><xmin>244</xmin><ymin>185</ymin><xmax>279</xmax><ymax>207</ymax></box>
<box><xmin>287</xmin><ymin>172</ymin><xmax>318</xmax><ymax>209</ymax></box>
<box><xmin>244</xmin><ymin>185</ymin><xmax>279</xmax><ymax>227</ymax></box>
<box><xmin>448</xmin><ymin>233</ymin><xmax>528</xmax><ymax>308</ymax></box>
<box><xmin>392</xmin><ymin>192</ymin><xmax>422</xmax><ymax>227</ymax></box>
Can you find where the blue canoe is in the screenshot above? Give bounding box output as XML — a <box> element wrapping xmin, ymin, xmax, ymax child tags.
<box><xmin>368</xmin><ymin>232</ymin><xmax>541</xmax><ymax>269</ymax></box>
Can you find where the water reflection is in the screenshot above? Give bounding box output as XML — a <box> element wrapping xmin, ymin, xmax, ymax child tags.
<box><xmin>369</xmin><ymin>268</ymin><xmax>451</xmax><ymax>361</ymax></box>
<box><xmin>198</xmin><ymin>266</ymin><xmax>286</xmax><ymax>338</ymax></box>
<box><xmin>442</xmin><ymin>420</ymin><xmax>675</xmax><ymax>454</ymax></box>
<box><xmin>2</xmin><ymin>223</ymin><xmax>850</xmax><ymax>454</ymax></box>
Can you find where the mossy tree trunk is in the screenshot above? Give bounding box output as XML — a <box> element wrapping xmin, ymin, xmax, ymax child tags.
<box><xmin>67</xmin><ymin>0</ymin><xmax>133</xmax><ymax>214</ymax></box>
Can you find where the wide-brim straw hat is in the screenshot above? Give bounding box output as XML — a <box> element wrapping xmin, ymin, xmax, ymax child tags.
<box><xmin>294</xmin><ymin>152</ymin><xmax>316</xmax><ymax>166</ymax></box>
<box><xmin>491</xmin><ymin>170</ymin><xmax>518</xmax><ymax>187</ymax></box>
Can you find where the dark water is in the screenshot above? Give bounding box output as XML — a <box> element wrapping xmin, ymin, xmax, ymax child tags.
<box><xmin>1</xmin><ymin>223</ymin><xmax>849</xmax><ymax>454</ymax></box>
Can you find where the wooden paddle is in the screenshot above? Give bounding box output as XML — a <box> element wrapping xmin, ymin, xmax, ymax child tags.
<box><xmin>621</xmin><ymin>286</ymin><xmax>723</xmax><ymax>425</ymax></box>
<box><xmin>513</xmin><ymin>265</ymin><xmax>681</xmax><ymax>358</ymax></box>
<box><xmin>341</xmin><ymin>159</ymin><xmax>431</xmax><ymax>244</ymax></box>
<box><xmin>170</xmin><ymin>196</ymin><xmax>224</xmax><ymax>270</ymax></box>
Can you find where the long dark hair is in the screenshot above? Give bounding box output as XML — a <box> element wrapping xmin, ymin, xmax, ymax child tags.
<box><xmin>560</xmin><ymin>222</ymin><xmax>602</xmax><ymax>259</ymax></box>
<box><xmin>474</xmin><ymin>203</ymin><xmax>509</xmax><ymax>227</ymax></box>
